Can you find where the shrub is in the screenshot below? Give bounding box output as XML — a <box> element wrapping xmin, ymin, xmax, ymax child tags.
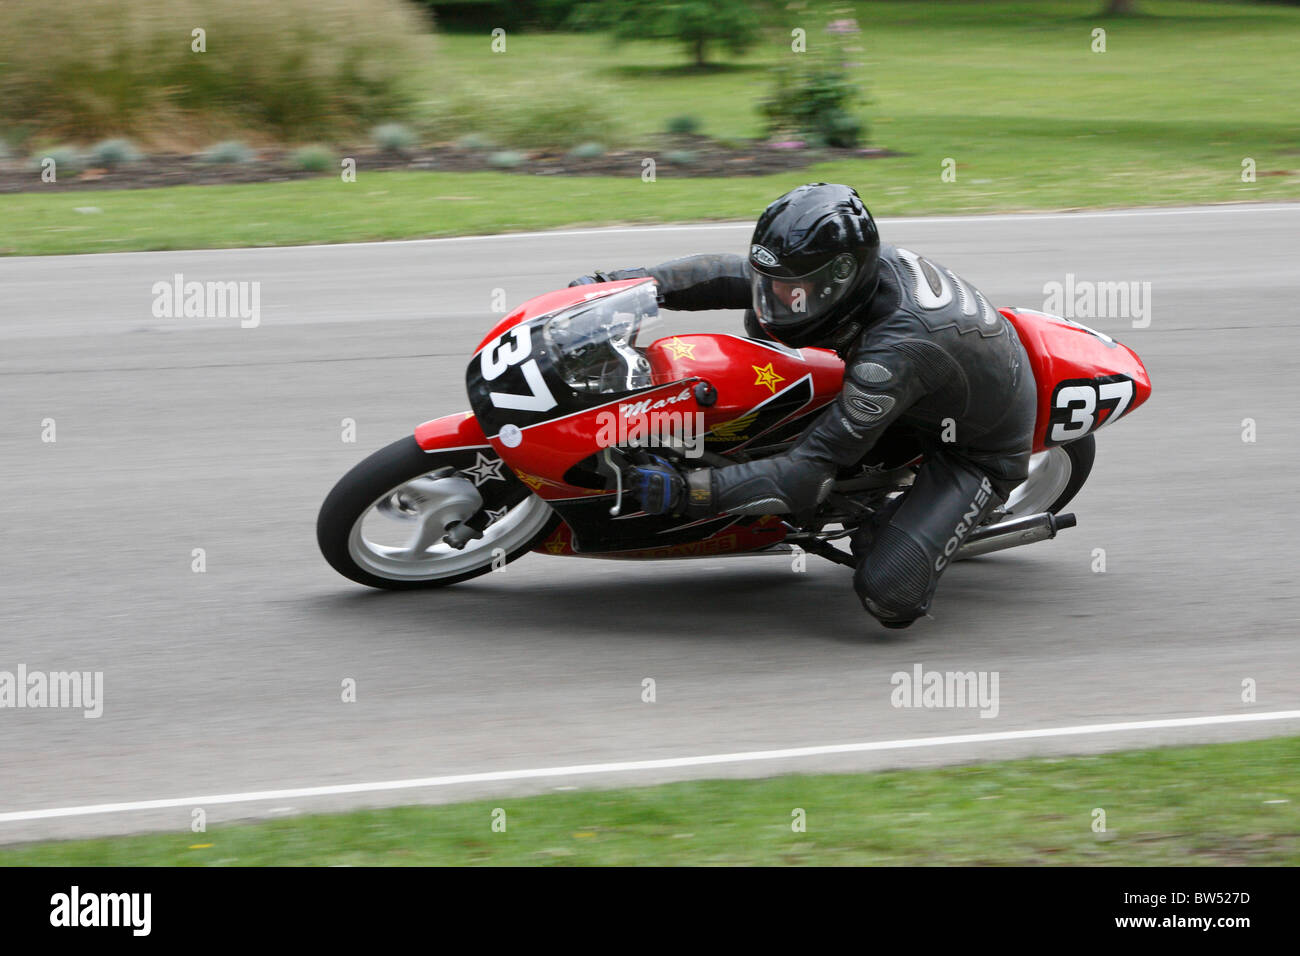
<box><xmin>665</xmin><ymin>114</ymin><xmax>702</xmax><ymax>136</ymax></box>
<box><xmin>89</xmin><ymin>138</ymin><xmax>142</xmax><ymax>167</ymax></box>
<box><xmin>292</xmin><ymin>145</ymin><xmax>335</xmax><ymax>172</ymax></box>
<box><xmin>32</xmin><ymin>147</ymin><xmax>84</xmax><ymax>177</ymax></box>
<box><xmin>568</xmin><ymin>141</ymin><xmax>605</xmax><ymax>159</ymax></box>
<box><xmin>761</xmin><ymin>66</ymin><xmax>865</xmax><ymax>149</ymax></box>
<box><xmin>664</xmin><ymin>149</ymin><xmax>696</xmax><ymax>166</ymax></box>
<box><xmin>372</xmin><ymin>122</ymin><xmax>417</xmax><ymax>152</ymax></box>
<box><xmin>201</xmin><ymin>140</ymin><xmax>254</xmax><ymax>164</ymax></box>
<box><xmin>487</xmin><ymin>150</ymin><xmax>526</xmax><ymax>168</ymax></box>
<box><xmin>0</xmin><ymin>0</ymin><xmax>427</xmax><ymax>144</ymax></box>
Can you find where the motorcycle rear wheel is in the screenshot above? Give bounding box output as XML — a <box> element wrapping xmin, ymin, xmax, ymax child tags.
<box><xmin>1000</xmin><ymin>434</ymin><xmax>1096</xmax><ymax>518</ymax></box>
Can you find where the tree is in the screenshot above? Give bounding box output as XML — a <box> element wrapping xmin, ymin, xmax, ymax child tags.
<box><xmin>576</xmin><ymin>0</ymin><xmax>759</xmax><ymax>69</ymax></box>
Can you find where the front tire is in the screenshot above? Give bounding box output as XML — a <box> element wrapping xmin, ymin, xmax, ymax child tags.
<box><xmin>317</xmin><ymin>436</ymin><xmax>559</xmax><ymax>590</ymax></box>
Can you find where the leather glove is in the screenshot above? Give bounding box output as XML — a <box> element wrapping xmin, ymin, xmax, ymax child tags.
<box><xmin>623</xmin><ymin>455</ymin><xmax>686</xmax><ymax>515</ymax></box>
<box><xmin>568</xmin><ymin>271</ymin><xmax>616</xmax><ymax>287</ymax></box>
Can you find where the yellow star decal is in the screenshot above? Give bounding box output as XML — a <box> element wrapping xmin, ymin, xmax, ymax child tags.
<box><xmin>752</xmin><ymin>363</ymin><xmax>785</xmax><ymax>394</ymax></box>
<box><xmin>544</xmin><ymin>529</ymin><xmax>568</xmax><ymax>554</ymax></box>
<box><xmin>664</xmin><ymin>336</ymin><xmax>696</xmax><ymax>360</ymax></box>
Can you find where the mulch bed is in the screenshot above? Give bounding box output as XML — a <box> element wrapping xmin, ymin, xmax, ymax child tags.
<box><xmin>0</xmin><ymin>136</ymin><xmax>901</xmax><ymax>193</ymax></box>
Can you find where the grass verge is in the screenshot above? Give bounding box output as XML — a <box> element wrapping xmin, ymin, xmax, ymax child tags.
<box><xmin>4</xmin><ymin>736</ymin><xmax>1297</xmax><ymax>865</ymax></box>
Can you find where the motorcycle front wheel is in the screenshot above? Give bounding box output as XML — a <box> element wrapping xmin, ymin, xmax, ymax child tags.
<box><xmin>317</xmin><ymin>436</ymin><xmax>560</xmax><ymax>590</ymax></box>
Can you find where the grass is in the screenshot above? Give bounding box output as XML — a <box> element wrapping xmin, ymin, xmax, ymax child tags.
<box><xmin>4</xmin><ymin>736</ymin><xmax>1298</xmax><ymax>865</ymax></box>
<box><xmin>1</xmin><ymin>0</ymin><xmax>1298</xmax><ymax>256</ymax></box>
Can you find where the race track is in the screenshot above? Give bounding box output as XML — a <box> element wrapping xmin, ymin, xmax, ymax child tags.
<box><xmin>2</xmin><ymin>204</ymin><xmax>1299</xmax><ymax>842</ymax></box>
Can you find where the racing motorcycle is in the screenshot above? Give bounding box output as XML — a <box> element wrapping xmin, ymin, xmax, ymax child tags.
<box><xmin>317</xmin><ymin>278</ymin><xmax>1151</xmax><ymax>589</ymax></box>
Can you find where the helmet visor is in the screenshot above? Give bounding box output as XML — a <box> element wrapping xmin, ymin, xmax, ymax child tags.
<box><xmin>751</xmin><ymin>253</ymin><xmax>859</xmax><ymax>330</ymax></box>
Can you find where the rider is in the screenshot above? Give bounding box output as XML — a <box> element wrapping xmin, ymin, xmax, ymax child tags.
<box><xmin>569</xmin><ymin>183</ymin><xmax>1037</xmax><ymax>628</ymax></box>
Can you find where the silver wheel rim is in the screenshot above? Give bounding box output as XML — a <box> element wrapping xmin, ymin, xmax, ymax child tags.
<box><xmin>347</xmin><ymin>475</ymin><xmax>553</xmax><ymax>582</ymax></box>
<box><xmin>1001</xmin><ymin>447</ymin><xmax>1072</xmax><ymax>517</ymax></box>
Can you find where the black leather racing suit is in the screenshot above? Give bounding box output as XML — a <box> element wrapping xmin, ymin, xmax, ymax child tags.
<box><xmin>605</xmin><ymin>246</ymin><xmax>1038</xmax><ymax>625</ymax></box>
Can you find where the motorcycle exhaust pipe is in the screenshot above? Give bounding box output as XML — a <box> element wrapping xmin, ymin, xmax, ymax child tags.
<box><xmin>954</xmin><ymin>511</ymin><xmax>1075</xmax><ymax>561</ymax></box>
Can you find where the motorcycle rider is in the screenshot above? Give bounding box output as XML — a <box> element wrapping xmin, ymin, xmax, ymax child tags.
<box><xmin>570</xmin><ymin>183</ymin><xmax>1037</xmax><ymax>628</ymax></box>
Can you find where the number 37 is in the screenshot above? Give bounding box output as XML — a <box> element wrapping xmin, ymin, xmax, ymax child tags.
<box><xmin>1048</xmin><ymin>376</ymin><xmax>1134</xmax><ymax>444</ymax></box>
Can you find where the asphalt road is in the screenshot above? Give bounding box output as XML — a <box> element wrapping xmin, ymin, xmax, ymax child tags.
<box><xmin>2</xmin><ymin>204</ymin><xmax>1299</xmax><ymax>843</ymax></box>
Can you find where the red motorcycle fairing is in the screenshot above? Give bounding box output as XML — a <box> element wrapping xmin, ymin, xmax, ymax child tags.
<box><xmin>999</xmin><ymin>308</ymin><xmax>1152</xmax><ymax>452</ymax></box>
<box><xmin>454</xmin><ymin>278</ymin><xmax>847</xmax><ymax>556</ymax></box>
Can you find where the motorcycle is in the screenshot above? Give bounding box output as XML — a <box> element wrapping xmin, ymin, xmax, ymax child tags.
<box><xmin>317</xmin><ymin>277</ymin><xmax>1151</xmax><ymax>589</ymax></box>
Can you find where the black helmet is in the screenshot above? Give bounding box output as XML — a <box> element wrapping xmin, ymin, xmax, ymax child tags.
<box><xmin>747</xmin><ymin>183</ymin><xmax>880</xmax><ymax>348</ymax></box>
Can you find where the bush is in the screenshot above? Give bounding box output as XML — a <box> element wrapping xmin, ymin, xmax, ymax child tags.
<box><xmin>665</xmin><ymin>115</ymin><xmax>701</xmax><ymax>135</ymax></box>
<box><xmin>664</xmin><ymin>149</ymin><xmax>696</xmax><ymax>166</ymax></box>
<box><xmin>487</xmin><ymin>150</ymin><xmax>526</xmax><ymax>168</ymax></box>
<box><xmin>89</xmin><ymin>138</ymin><xmax>142</xmax><ymax>167</ymax></box>
<box><xmin>292</xmin><ymin>145</ymin><xmax>335</xmax><ymax>172</ymax></box>
<box><xmin>201</xmin><ymin>140</ymin><xmax>254</xmax><ymax>164</ymax></box>
<box><xmin>32</xmin><ymin>147</ymin><xmax>84</xmax><ymax>177</ymax></box>
<box><xmin>761</xmin><ymin>66</ymin><xmax>865</xmax><ymax>149</ymax></box>
<box><xmin>372</xmin><ymin>122</ymin><xmax>417</xmax><ymax>152</ymax></box>
<box><xmin>568</xmin><ymin>141</ymin><xmax>605</xmax><ymax>159</ymax></box>
<box><xmin>0</xmin><ymin>0</ymin><xmax>427</xmax><ymax>145</ymax></box>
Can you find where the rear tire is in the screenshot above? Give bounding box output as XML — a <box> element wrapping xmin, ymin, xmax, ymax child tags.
<box><xmin>1001</xmin><ymin>434</ymin><xmax>1095</xmax><ymax>518</ymax></box>
<box><xmin>317</xmin><ymin>436</ymin><xmax>560</xmax><ymax>590</ymax></box>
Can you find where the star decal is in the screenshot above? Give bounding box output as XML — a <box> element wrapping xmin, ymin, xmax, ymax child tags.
<box><xmin>485</xmin><ymin>506</ymin><xmax>509</xmax><ymax>525</ymax></box>
<box><xmin>462</xmin><ymin>451</ymin><xmax>505</xmax><ymax>487</ymax></box>
<box><xmin>664</xmin><ymin>336</ymin><xmax>696</xmax><ymax>360</ymax></box>
<box><xmin>752</xmin><ymin>363</ymin><xmax>785</xmax><ymax>394</ymax></box>
<box><xmin>543</xmin><ymin>528</ymin><xmax>568</xmax><ymax>554</ymax></box>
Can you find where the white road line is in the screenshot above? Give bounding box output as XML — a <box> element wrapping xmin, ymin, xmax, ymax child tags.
<box><xmin>17</xmin><ymin>203</ymin><xmax>1298</xmax><ymax>262</ymax></box>
<box><xmin>3</xmin><ymin>709</ymin><xmax>1298</xmax><ymax>824</ymax></box>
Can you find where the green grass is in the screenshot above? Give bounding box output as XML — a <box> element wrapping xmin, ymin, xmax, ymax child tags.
<box><xmin>2</xmin><ymin>0</ymin><xmax>1298</xmax><ymax>256</ymax></box>
<box><xmin>5</xmin><ymin>736</ymin><xmax>1298</xmax><ymax>865</ymax></box>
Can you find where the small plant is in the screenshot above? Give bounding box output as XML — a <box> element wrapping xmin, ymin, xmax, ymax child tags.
<box><xmin>568</xmin><ymin>141</ymin><xmax>605</xmax><ymax>160</ymax></box>
<box><xmin>761</xmin><ymin>66</ymin><xmax>865</xmax><ymax>149</ymax></box>
<box><xmin>372</xmin><ymin>122</ymin><xmax>416</xmax><ymax>153</ymax></box>
<box><xmin>665</xmin><ymin>114</ymin><xmax>701</xmax><ymax>136</ymax></box>
<box><xmin>664</xmin><ymin>149</ymin><xmax>697</xmax><ymax>166</ymax></box>
<box><xmin>291</xmin><ymin>145</ymin><xmax>334</xmax><ymax>172</ymax></box>
<box><xmin>487</xmin><ymin>150</ymin><xmax>526</xmax><ymax>169</ymax></box>
<box><xmin>455</xmin><ymin>132</ymin><xmax>495</xmax><ymax>151</ymax></box>
<box><xmin>89</xmin><ymin>138</ymin><xmax>142</xmax><ymax>167</ymax></box>
<box><xmin>200</xmin><ymin>140</ymin><xmax>254</xmax><ymax>165</ymax></box>
<box><xmin>32</xmin><ymin>146</ymin><xmax>83</xmax><ymax>175</ymax></box>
